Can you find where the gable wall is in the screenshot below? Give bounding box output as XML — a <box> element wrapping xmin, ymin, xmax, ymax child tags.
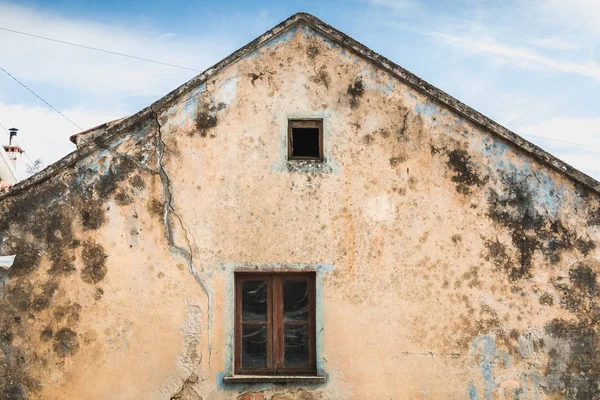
<box><xmin>1</xmin><ymin>23</ymin><xmax>599</xmax><ymax>400</ymax></box>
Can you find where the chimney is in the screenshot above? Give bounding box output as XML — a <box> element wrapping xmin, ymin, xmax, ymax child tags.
<box><xmin>8</xmin><ymin>128</ymin><xmax>17</xmax><ymax>145</ymax></box>
<box><xmin>3</xmin><ymin>127</ymin><xmax>24</xmax><ymax>169</ymax></box>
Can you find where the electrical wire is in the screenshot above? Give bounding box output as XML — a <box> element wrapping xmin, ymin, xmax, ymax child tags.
<box><xmin>522</xmin><ymin>133</ymin><xmax>600</xmax><ymax>150</ymax></box>
<box><xmin>0</xmin><ymin>120</ymin><xmax>8</xmax><ymax>135</ymax></box>
<box><xmin>0</xmin><ymin>26</ymin><xmax>201</xmax><ymax>72</ymax></box>
<box><xmin>0</xmin><ymin>65</ymin><xmax>82</xmax><ymax>130</ymax></box>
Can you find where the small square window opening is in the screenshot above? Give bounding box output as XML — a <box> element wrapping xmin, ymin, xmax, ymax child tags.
<box><xmin>288</xmin><ymin>120</ymin><xmax>323</xmax><ymax>161</ymax></box>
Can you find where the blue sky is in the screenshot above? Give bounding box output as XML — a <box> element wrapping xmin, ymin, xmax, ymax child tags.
<box><xmin>0</xmin><ymin>0</ymin><xmax>598</xmax><ymax>180</ymax></box>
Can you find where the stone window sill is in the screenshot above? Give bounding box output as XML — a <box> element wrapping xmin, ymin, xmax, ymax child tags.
<box><xmin>223</xmin><ymin>375</ymin><xmax>326</xmax><ymax>384</ymax></box>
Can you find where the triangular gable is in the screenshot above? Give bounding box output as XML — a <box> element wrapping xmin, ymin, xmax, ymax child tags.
<box><xmin>2</xmin><ymin>12</ymin><xmax>599</xmax><ymax>200</ymax></box>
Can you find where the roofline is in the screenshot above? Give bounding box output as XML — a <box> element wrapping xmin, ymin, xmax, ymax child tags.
<box><xmin>1</xmin><ymin>12</ymin><xmax>599</xmax><ymax>201</ymax></box>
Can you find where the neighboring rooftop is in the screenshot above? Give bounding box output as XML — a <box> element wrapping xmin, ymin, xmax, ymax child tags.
<box><xmin>69</xmin><ymin>118</ymin><xmax>128</xmax><ymax>148</ymax></box>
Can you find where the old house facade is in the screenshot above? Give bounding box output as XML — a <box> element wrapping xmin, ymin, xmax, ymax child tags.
<box><xmin>1</xmin><ymin>13</ymin><xmax>599</xmax><ymax>400</ymax></box>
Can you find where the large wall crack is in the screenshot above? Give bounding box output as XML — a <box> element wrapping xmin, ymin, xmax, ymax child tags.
<box><xmin>150</xmin><ymin>105</ymin><xmax>214</xmax><ymax>369</ymax></box>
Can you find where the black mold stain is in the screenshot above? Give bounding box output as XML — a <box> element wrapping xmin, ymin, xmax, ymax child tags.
<box><xmin>52</xmin><ymin>328</ymin><xmax>79</xmax><ymax>358</ymax></box>
<box><xmin>194</xmin><ymin>104</ymin><xmax>219</xmax><ymax>138</ymax></box>
<box><xmin>247</xmin><ymin>72</ymin><xmax>264</xmax><ymax>85</ymax></box>
<box><xmin>543</xmin><ymin>260</ymin><xmax>600</xmax><ymax>398</ymax></box>
<box><xmin>31</xmin><ymin>281</ymin><xmax>59</xmax><ymax>312</ymax></box>
<box><xmin>5</xmin><ymin>240</ymin><xmax>42</xmax><ymax>278</ymax></box>
<box><xmin>0</xmin><ymin>123</ymin><xmax>154</xmax><ymax>399</ymax></box>
<box><xmin>487</xmin><ymin>176</ymin><xmax>545</xmax><ymax>280</ymax></box>
<box><xmin>5</xmin><ymin>280</ymin><xmax>33</xmax><ymax>312</ymax></box>
<box><xmin>389</xmin><ymin>155</ymin><xmax>407</xmax><ymax>167</ymax></box>
<box><xmin>48</xmin><ymin>254</ymin><xmax>76</xmax><ymax>277</ymax></box>
<box><xmin>53</xmin><ymin>302</ymin><xmax>82</xmax><ymax>326</ymax></box>
<box><xmin>81</xmin><ymin>240</ymin><xmax>108</xmax><ymax>284</ymax></box>
<box><xmin>129</xmin><ymin>174</ymin><xmax>145</xmax><ymax>190</ymax></box>
<box><xmin>307</xmin><ymin>44</ymin><xmax>320</xmax><ymax>58</ymax></box>
<box><xmin>488</xmin><ymin>173</ymin><xmax>598</xmax><ymax>281</ymax></box>
<box><xmin>446</xmin><ymin>149</ymin><xmax>486</xmax><ymax>194</ymax></box>
<box><xmin>147</xmin><ymin>198</ymin><xmax>165</xmax><ymax>218</ymax></box>
<box><xmin>484</xmin><ymin>239</ymin><xmax>513</xmax><ymax>275</ymax></box>
<box><xmin>575</xmin><ymin>237</ymin><xmax>596</xmax><ymax>255</ymax></box>
<box><xmin>40</xmin><ymin>326</ymin><xmax>53</xmax><ymax>342</ymax></box>
<box><xmin>588</xmin><ymin>207</ymin><xmax>600</xmax><ymax>226</ymax></box>
<box><xmin>0</xmin><ymin>305</ymin><xmax>41</xmax><ymax>399</ymax></box>
<box><xmin>569</xmin><ymin>262</ymin><xmax>597</xmax><ymax>295</ymax></box>
<box><xmin>347</xmin><ymin>78</ymin><xmax>364</xmax><ymax>109</ymax></box>
<box><xmin>539</xmin><ymin>293</ymin><xmax>554</xmax><ymax>306</ymax></box>
<box><xmin>0</xmin><ymin>330</ymin><xmax>14</xmax><ymax>343</ymax></box>
<box><xmin>114</xmin><ymin>190</ymin><xmax>133</xmax><ymax>206</ymax></box>
<box><xmin>94</xmin><ymin>287</ymin><xmax>104</xmax><ymax>301</ymax></box>
<box><xmin>544</xmin><ymin>319</ymin><xmax>600</xmax><ymax>399</ymax></box>
<box><xmin>80</xmin><ymin>202</ymin><xmax>106</xmax><ymax>230</ymax></box>
<box><xmin>93</xmin><ymin>157</ymin><xmax>137</xmax><ymax>199</ymax></box>
<box><xmin>509</xmin><ymin>230</ymin><xmax>539</xmax><ymax>280</ymax></box>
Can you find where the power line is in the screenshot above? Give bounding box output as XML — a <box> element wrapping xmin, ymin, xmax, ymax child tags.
<box><xmin>0</xmin><ymin>65</ymin><xmax>82</xmax><ymax>130</ymax></box>
<box><xmin>0</xmin><ymin>120</ymin><xmax>8</xmax><ymax>135</ymax></box>
<box><xmin>0</xmin><ymin>26</ymin><xmax>201</xmax><ymax>73</ymax></box>
<box><xmin>522</xmin><ymin>133</ymin><xmax>600</xmax><ymax>150</ymax></box>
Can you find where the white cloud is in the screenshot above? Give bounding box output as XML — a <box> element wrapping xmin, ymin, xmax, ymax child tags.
<box><xmin>0</xmin><ymin>102</ymin><xmax>121</xmax><ymax>178</ymax></box>
<box><xmin>517</xmin><ymin>117</ymin><xmax>600</xmax><ymax>180</ymax></box>
<box><xmin>554</xmin><ymin>152</ymin><xmax>600</xmax><ymax>180</ymax></box>
<box><xmin>0</xmin><ymin>2</ymin><xmax>238</xmax><ymax>177</ymax></box>
<box><xmin>0</xmin><ymin>3</ymin><xmax>230</xmax><ymax>97</ymax></box>
<box><xmin>366</xmin><ymin>0</ymin><xmax>420</xmax><ymax>10</ymax></box>
<box><xmin>535</xmin><ymin>0</ymin><xmax>600</xmax><ymax>36</ymax></box>
<box><xmin>527</xmin><ymin>37</ymin><xmax>582</xmax><ymax>51</ymax></box>
<box><xmin>518</xmin><ymin>117</ymin><xmax>600</xmax><ymax>147</ymax></box>
<box><xmin>427</xmin><ymin>31</ymin><xmax>600</xmax><ymax>82</ymax></box>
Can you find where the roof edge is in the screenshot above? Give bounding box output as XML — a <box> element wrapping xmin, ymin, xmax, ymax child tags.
<box><xmin>1</xmin><ymin>12</ymin><xmax>598</xmax><ymax>202</ymax></box>
<box><xmin>293</xmin><ymin>13</ymin><xmax>600</xmax><ymax>194</ymax></box>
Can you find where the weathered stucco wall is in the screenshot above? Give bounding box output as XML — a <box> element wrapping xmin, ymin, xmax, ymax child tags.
<box><xmin>1</xmin><ymin>20</ymin><xmax>600</xmax><ymax>400</ymax></box>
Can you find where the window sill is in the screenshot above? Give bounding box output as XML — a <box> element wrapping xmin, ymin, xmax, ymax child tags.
<box><xmin>223</xmin><ymin>375</ymin><xmax>326</xmax><ymax>384</ymax></box>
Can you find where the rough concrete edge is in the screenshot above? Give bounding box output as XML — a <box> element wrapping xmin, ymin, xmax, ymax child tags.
<box><xmin>1</xmin><ymin>11</ymin><xmax>599</xmax><ymax>202</ymax></box>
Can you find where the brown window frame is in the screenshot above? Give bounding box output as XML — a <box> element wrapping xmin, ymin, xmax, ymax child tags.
<box><xmin>287</xmin><ymin>119</ymin><xmax>323</xmax><ymax>161</ymax></box>
<box><xmin>235</xmin><ymin>272</ymin><xmax>317</xmax><ymax>375</ymax></box>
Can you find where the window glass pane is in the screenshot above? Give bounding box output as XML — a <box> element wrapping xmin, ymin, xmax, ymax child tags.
<box><xmin>283</xmin><ymin>280</ymin><xmax>309</xmax><ymax>321</ymax></box>
<box><xmin>242</xmin><ymin>280</ymin><xmax>267</xmax><ymax>322</ymax></box>
<box><xmin>284</xmin><ymin>324</ymin><xmax>309</xmax><ymax>367</ymax></box>
<box><xmin>242</xmin><ymin>325</ymin><xmax>267</xmax><ymax>369</ymax></box>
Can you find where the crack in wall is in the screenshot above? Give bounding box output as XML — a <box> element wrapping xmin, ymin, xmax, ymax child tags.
<box><xmin>150</xmin><ymin>105</ymin><xmax>214</xmax><ymax>370</ymax></box>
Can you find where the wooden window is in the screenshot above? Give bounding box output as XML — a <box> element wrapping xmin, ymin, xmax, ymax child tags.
<box><xmin>235</xmin><ymin>272</ymin><xmax>316</xmax><ymax>375</ymax></box>
<box><xmin>287</xmin><ymin>119</ymin><xmax>323</xmax><ymax>161</ymax></box>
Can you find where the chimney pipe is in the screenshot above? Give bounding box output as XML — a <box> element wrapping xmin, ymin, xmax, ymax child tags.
<box><xmin>8</xmin><ymin>128</ymin><xmax>18</xmax><ymax>145</ymax></box>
